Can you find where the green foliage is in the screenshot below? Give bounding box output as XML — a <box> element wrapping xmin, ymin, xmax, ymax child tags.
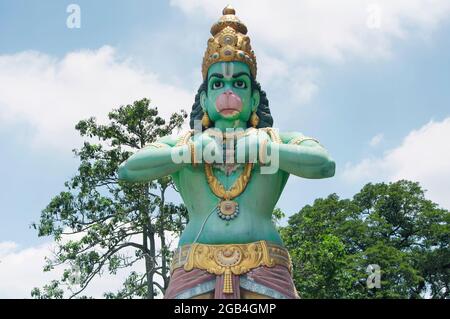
<box><xmin>280</xmin><ymin>180</ymin><xmax>450</xmax><ymax>299</ymax></box>
<box><xmin>31</xmin><ymin>280</ymin><xmax>64</xmax><ymax>299</ymax></box>
<box><xmin>271</xmin><ymin>207</ymin><xmax>286</xmax><ymax>229</ymax></box>
<box><xmin>32</xmin><ymin>98</ymin><xmax>188</xmax><ymax>299</ymax></box>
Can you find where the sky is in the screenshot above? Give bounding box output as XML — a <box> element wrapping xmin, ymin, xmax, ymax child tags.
<box><xmin>0</xmin><ymin>0</ymin><xmax>450</xmax><ymax>298</ymax></box>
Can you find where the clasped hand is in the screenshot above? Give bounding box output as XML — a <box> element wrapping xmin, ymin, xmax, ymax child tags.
<box><xmin>191</xmin><ymin>130</ymin><xmax>271</xmax><ymax>164</ymax></box>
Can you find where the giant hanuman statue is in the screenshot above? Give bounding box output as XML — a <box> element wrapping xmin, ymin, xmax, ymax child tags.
<box><xmin>119</xmin><ymin>6</ymin><xmax>335</xmax><ymax>299</ymax></box>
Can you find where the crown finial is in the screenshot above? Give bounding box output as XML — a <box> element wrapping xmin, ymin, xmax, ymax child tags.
<box><xmin>202</xmin><ymin>5</ymin><xmax>257</xmax><ymax>80</ymax></box>
<box><xmin>223</xmin><ymin>5</ymin><xmax>235</xmax><ymax>15</ymax></box>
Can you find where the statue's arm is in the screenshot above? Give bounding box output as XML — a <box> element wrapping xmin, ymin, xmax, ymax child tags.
<box><xmin>274</xmin><ymin>131</ymin><xmax>335</xmax><ymax>179</ymax></box>
<box><xmin>118</xmin><ymin>135</ymin><xmax>188</xmax><ymax>183</ymax></box>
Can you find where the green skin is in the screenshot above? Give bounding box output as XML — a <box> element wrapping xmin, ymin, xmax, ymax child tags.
<box><xmin>118</xmin><ymin>62</ymin><xmax>335</xmax><ymax>247</ymax></box>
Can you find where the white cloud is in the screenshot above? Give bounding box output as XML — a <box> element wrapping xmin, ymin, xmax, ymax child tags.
<box><xmin>171</xmin><ymin>0</ymin><xmax>450</xmax><ymax>62</ymax></box>
<box><xmin>290</xmin><ymin>68</ymin><xmax>320</xmax><ymax>104</ymax></box>
<box><xmin>256</xmin><ymin>53</ymin><xmax>320</xmax><ymax>105</ymax></box>
<box><xmin>0</xmin><ymin>231</ymin><xmax>179</xmax><ymax>298</ymax></box>
<box><xmin>0</xmin><ymin>241</ymin><xmax>62</xmax><ymax>298</ymax></box>
<box><xmin>170</xmin><ymin>0</ymin><xmax>450</xmax><ymax>106</ymax></box>
<box><xmin>0</xmin><ymin>241</ymin><xmax>18</xmax><ymax>256</ymax></box>
<box><xmin>0</xmin><ymin>46</ymin><xmax>193</xmax><ymax>151</ymax></box>
<box><xmin>342</xmin><ymin>118</ymin><xmax>450</xmax><ymax>208</ymax></box>
<box><xmin>0</xmin><ymin>46</ymin><xmax>186</xmax><ymax>297</ymax></box>
<box><xmin>369</xmin><ymin>133</ymin><xmax>384</xmax><ymax>147</ymax></box>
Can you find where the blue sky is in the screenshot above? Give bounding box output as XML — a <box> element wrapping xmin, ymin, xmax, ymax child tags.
<box><xmin>1</xmin><ymin>0</ymin><xmax>450</xmax><ymax>297</ymax></box>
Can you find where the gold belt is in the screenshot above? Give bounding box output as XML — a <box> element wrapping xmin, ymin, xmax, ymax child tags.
<box><xmin>170</xmin><ymin>240</ymin><xmax>292</xmax><ymax>294</ymax></box>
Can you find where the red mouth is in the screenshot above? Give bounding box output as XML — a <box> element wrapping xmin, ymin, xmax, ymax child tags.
<box><xmin>219</xmin><ymin>108</ymin><xmax>241</xmax><ymax>115</ymax></box>
<box><xmin>216</xmin><ymin>90</ymin><xmax>243</xmax><ymax>116</ymax></box>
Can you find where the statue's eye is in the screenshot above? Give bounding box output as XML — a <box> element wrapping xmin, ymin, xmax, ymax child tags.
<box><xmin>212</xmin><ymin>81</ymin><xmax>224</xmax><ymax>89</ymax></box>
<box><xmin>234</xmin><ymin>80</ymin><xmax>246</xmax><ymax>89</ymax></box>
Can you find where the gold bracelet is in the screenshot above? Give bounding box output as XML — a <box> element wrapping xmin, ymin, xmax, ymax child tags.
<box><xmin>144</xmin><ymin>142</ymin><xmax>168</xmax><ymax>148</ymax></box>
<box><xmin>288</xmin><ymin>136</ymin><xmax>319</xmax><ymax>146</ymax></box>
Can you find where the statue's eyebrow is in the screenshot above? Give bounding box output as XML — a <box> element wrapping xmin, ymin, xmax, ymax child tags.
<box><xmin>232</xmin><ymin>72</ymin><xmax>251</xmax><ymax>79</ymax></box>
<box><xmin>208</xmin><ymin>73</ymin><xmax>224</xmax><ymax>81</ymax></box>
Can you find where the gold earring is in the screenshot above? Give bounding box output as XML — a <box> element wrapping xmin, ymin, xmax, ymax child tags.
<box><xmin>250</xmin><ymin>111</ymin><xmax>259</xmax><ymax>128</ymax></box>
<box><xmin>202</xmin><ymin>112</ymin><xmax>211</xmax><ymax>128</ymax></box>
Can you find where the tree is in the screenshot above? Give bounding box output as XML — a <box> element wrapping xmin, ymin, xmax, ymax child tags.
<box><xmin>31</xmin><ymin>98</ymin><xmax>188</xmax><ymax>299</ymax></box>
<box><xmin>280</xmin><ymin>180</ymin><xmax>449</xmax><ymax>299</ymax></box>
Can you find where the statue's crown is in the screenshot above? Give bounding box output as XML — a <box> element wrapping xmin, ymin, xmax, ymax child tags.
<box><xmin>202</xmin><ymin>5</ymin><xmax>257</xmax><ymax>80</ymax></box>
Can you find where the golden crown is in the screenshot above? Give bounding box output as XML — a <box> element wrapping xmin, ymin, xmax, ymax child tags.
<box><xmin>202</xmin><ymin>5</ymin><xmax>257</xmax><ymax>80</ymax></box>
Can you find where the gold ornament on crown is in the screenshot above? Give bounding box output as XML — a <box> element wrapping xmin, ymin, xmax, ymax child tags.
<box><xmin>202</xmin><ymin>5</ymin><xmax>257</xmax><ymax>80</ymax></box>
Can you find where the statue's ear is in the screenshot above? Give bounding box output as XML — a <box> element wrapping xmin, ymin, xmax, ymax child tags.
<box><xmin>200</xmin><ymin>91</ymin><xmax>207</xmax><ymax>111</ymax></box>
<box><xmin>251</xmin><ymin>89</ymin><xmax>260</xmax><ymax>112</ymax></box>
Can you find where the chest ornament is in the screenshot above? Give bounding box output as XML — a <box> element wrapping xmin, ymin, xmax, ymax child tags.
<box><xmin>205</xmin><ymin>162</ymin><xmax>253</xmax><ymax>220</ymax></box>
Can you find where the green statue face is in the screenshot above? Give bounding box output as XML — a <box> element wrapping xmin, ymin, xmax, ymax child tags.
<box><xmin>200</xmin><ymin>61</ymin><xmax>260</xmax><ymax>129</ymax></box>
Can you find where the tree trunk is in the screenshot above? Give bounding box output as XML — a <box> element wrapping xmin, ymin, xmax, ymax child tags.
<box><xmin>143</xmin><ymin>227</ymin><xmax>154</xmax><ymax>299</ymax></box>
<box><xmin>159</xmin><ymin>186</ymin><xmax>169</xmax><ymax>290</ymax></box>
<box><xmin>148</xmin><ymin>228</ymin><xmax>156</xmax><ymax>298</ymax></box>
<box><xmin>142</xmin><ymin>182</ymin><xmax>155</xmax><ymax>299</ymax></box>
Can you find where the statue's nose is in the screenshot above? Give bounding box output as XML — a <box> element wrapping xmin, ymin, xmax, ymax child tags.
<box><xmin>225</xmin><ymin>90</ymin><xmax>233</xmax><ymax>95</ymax></box>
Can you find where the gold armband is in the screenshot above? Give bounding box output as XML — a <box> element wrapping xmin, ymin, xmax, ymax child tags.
<box><xmin>173</xmin><ymin>131</ymin><xmax>198</xmax><ymax>168</ymax></box>
<box><xmin>259</xmin><ymin>127</ymin><xmax>282</xmax><ymax>144</ymax></box>
<box><xmin>288</xmin><ymin>136</ymin><xmax>319</xmax><ymax>146</ymax></box>
<box><xmin>189</xmin><ymin>142</ymin><xmax>197</xmax><ymax>168</ymax></box>
<box><xmin>175</xmin><ymin>130</ymin><xmax>194</xmax><ymax>147</ymax></box>
<box><xmin>258</xmin><ymin>138</ymin><xmax>269</xmax><ymax>165</ymax></box>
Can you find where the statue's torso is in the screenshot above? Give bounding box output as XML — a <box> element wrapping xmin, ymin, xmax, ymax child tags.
<box><xmin>172</xmin><ymin>163</ymin><xmax>289</xmax><ymax>247</ymax></box>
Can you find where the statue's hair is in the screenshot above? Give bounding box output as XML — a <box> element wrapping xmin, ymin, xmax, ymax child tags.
<box><xmin>189</xmin><ymin>77</ymin><xmax>273</xmax><ymax>130</ymax></box>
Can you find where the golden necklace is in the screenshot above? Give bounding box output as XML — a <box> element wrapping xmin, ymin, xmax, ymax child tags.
<box><xmin>204</xmin><ymin>162</ymin><xmax>254</xmax><ymax>220</ymax></box>
<box><xmin>176</xmin><ymin>129</ymin><xmax>260</xmax><ymax>221</ymax></box>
